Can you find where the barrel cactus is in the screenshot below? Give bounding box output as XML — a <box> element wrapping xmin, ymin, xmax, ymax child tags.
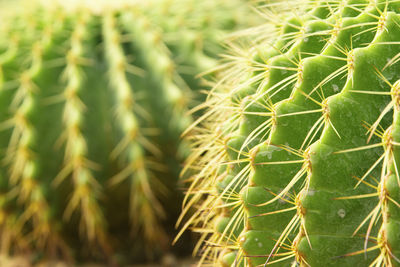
<box><xmin>178</xmin><ymin>0</ymin><xmax>400</xmax><ymax>266</ymax></box>
<box><xmin>0</xmin><ymin>0</ymin><xmax>254</xmax><ymax>264</ymax></box>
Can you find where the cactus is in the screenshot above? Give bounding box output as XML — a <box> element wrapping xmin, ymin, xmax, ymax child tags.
<box><xmin>0</xmin><ymin>0</ymin><xmax>255</xmax><ymax>264</ymax></box>
<box><xmin>179</xmin><ymin>0</ymin><xmax>400</xmax><ymax>266</ymax></box>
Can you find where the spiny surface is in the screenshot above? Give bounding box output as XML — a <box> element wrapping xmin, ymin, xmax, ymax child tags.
<box><xmin>0</xmin><ymin>0</ymin><xmax>254</xmax><ymax>264</ymax></box>
<box><xmin>179</xmin><ymin>0</ymin><xmax>400</xmax><ymax>266</ymax></box>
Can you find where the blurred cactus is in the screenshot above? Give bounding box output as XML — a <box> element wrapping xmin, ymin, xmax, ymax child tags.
<box><xmin>0</xmin><ymin>0</ymin><xmax>256</xmax><ymax>264</ymax></box>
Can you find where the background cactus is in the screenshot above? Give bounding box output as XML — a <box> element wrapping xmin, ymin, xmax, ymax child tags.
<box><xmin>178</xmin><ymin>0</ymin><xmax>400</xmax><ymax>266</ymax></box>
<box><xmin>0</xmin><ymin>0</ymin><xmax>256</xmax><ymax>264</ymax></box>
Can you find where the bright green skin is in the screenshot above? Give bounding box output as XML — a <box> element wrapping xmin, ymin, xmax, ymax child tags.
<box><xmin>0</xmin><ymin>0</ymin><xmax>254</xmax><ymax>264</ymax></box>
<box><xmin>182</xmin><ymin>0</ymin><xmax>400</xmax><ymax>266</ymax></box>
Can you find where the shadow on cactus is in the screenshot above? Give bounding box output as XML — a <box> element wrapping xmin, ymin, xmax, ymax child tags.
<box><xmin>178</xmin><ymin>0</ymin><xmax>400</xmax><ymax>266</ymax></box>
<box><xmin>0</xmin><ymin>0</ymin><xmax>256</xmax><ymax>265</ymax></box>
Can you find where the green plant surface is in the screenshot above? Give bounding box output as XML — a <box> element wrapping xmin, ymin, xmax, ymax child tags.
<box><xmin>0</xmin><ymin>0</ymin><xmax>256</xmax><ymax>264</ymax></box>
<box><xmin>178</xmin><ymin>0</ymin><xmax>400</xmax><ymax>266</ymax></box>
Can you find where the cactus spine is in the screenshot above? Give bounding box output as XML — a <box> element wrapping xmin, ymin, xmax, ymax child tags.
<box><xmin>0</xmin><ymin>0</ymin><xmax>254</xmax><ymax>263</ymax></box>
<box><xmin>179</xmin><ymin>0</ymin><xmax>400</xmax><ymax>266</ymax></box>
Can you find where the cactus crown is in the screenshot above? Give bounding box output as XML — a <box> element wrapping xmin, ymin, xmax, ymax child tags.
<box><xmin>179</xmin><ymin>0</ymin><xmax>400</xmax><ymax>266</ymax></box>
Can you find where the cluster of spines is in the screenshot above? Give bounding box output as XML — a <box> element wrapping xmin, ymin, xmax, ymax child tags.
<box><xmin>57</xmin><ymin>12</ymin><xmax>110</xmax><ymax>251</ymax></box>
<box><xmin>179</xmin><ymin>0</ymin><xmax>400</xmax><ymax>266</ymax></box>
<box><xmin>0</xmin><ymin>8</ymin><xmax>67</xmax><ymax>255</ymax></box>
<box><xmin>102</xmin><ymin>11</ymin><xmax>166</xmax><ymax>244</ymax></box>
<box><xmin>120</xmin><ymin>8</ymin><xmax>189</xmax><ymax>134</ymax></box>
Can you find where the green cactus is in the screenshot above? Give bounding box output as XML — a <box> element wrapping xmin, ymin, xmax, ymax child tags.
<box><xmin>179</xmin><ymin>0</ymin><xmax>400</xmax><ymax>266</ymax></box>
<box><xmin>0</xmin><ymin>0</ymin><xmax>255</xmax><ymax>264</ymax></box>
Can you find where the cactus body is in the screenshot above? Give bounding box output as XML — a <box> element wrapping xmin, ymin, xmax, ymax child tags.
<box><xmin>0</xmin><ymin>0</ymin><xmax>254</xmax><ymax>263</ymax></box>
<box><xmin>180</xmin><ymin>1</ymin><xmax>400</xmax><ymax>266</ymax></box>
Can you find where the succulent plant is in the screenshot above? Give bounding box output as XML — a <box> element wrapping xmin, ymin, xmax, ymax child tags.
<box><xmin>178</xmin><ymin>0</ymin><xmax>400</xmax><ymax>266</ymax></box>
<box><xmin>0</xmin><ymin>0</ymin><xmax>255</xmax><ymax>264</ymax></box>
